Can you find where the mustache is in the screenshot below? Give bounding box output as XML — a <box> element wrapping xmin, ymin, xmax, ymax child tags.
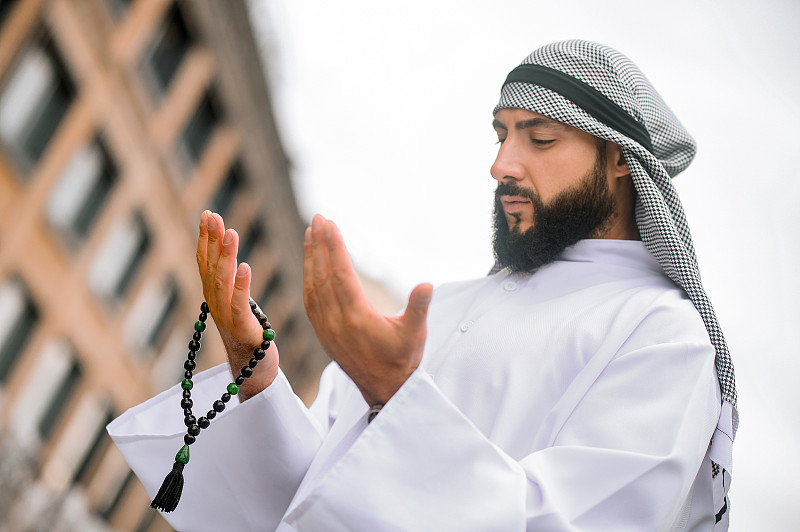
<box><xmin>494</xmin><ymin>182</ymin><xmax>538</xmax><ymax>202</ymax></box>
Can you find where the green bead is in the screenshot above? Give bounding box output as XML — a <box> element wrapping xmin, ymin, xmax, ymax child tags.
<box><xmin>263</xmin><ymin>328</ymin><xmax>275</xmax><ymax>341</ymax></box>
<box><xmin>194</xmin><ymin>321</ymin><xmax>206</xmax><ymax>332</ymax></box>
<box><xmin>175</xmin><ymin>444</ymin><xmax>190</xmax><ymax>464</ymax></box>
<box><xmin>227</xmin><ymin>382</ymin><xmax>239</xmax><ymax>395</ymax></box>
<box><xmin>181</xmin><ymin>379</ymin><xmax>193</xmax><ymax>390</ymax></box>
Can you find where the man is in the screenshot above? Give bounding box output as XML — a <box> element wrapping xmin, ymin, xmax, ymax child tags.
<box><xmin>109</xmin><ymin>40</ymin><xmax>736</xmax><ymax>531</ymax></box>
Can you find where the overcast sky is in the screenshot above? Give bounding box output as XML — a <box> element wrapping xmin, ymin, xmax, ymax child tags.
<box><xmin>248</xmin><ymin>0</ymin><xmax>800</xmax><ymax>528</ymax></box>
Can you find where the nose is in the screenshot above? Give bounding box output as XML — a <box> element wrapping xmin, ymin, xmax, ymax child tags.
<box><xmin>490</xmin><ymin>140</ymin><xmax>524</xmax><ymax>184</ymax></box>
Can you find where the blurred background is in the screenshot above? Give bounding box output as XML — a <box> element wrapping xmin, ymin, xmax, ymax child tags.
<box><xmin>0</xmin><ymin>0</ymin><xmax>797</xmax><ymax>530</ymax></box>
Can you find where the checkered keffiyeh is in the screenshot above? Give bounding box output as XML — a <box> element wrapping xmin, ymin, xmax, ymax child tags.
<box><xmin>494</xmin><ymin>40</ymin><xmax>737</xmax><ymax>475</ymax></box>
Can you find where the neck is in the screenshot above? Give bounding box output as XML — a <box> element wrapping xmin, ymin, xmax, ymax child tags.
<box><xmin>601</xmin><ymin>212</ymin><xmax>640</xmax><ymax>240</ymax></box>
<box><xmin>601</xmin><ymin>174</ymin><xmax>639</xmax><ymax>240</ymax></box>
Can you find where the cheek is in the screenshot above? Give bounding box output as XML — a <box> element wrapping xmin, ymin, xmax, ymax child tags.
<box><xmin>534</xmin><ymin>148</ymin><xmax>599</xmax><ymax>199</ymax></box>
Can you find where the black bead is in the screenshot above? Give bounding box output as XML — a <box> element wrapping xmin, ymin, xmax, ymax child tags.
<box><xmin>249</xmin><ymin>299</ymin><xmax>257</xmax><ymax>309</ymax></box>
<box><xmin>240</xmin><ymin>366</ymin><xmax>253</xmax><ymax>378</ymax></box>
<box><xmin>213</xmin><ymin>400</ymin><xmax>225</xmax><ymax>412</ymax></box>
<box><xmin>198</xmin><ymin>417</ymin><xmax>210</xmax><ymax>429</ymax></box>
<box><xmin>256</xmin><ymin>346</ymin><xmax>267</xmax><ymax>358</ymax></box>
<box><xmin>192</xmin><ymin>331</ymin><xmax>202</xmax><ymax>341</ymax></box>
<box><xmin>188</xmin><ymin>424</ymin><xmax>201</xmax><ymax>436</ymax></box>
<box><xmin>234</xmin><ymin>375</ymin><xmax>245</xmax><ymax>385</ymax></box>
<box><xmin>184</xmin><ymin>415</ymin><xmax>196</xmax><ymax>427</ymax></box>
<box><xmin>206</xmin><ymin>409</ymin><xmax>216</xmax><ymax>420</ymax></box>
<box><xmin>188</xmin><ymin>340</ymin><xmax>200</xmax><ymax>351</ymax></box>
<box><xmin>249</xmin><ymin>357</ymin><xmax>259</xmax><ymax>368</ymax></box>
<box><xmin>181</xmin><ymin>398</ymin><xmax>193</xmax><ymax>409</ymax></box>
<box><xmin>184</xmin><ymin>370</ymin><xmax>193</xmax><ymax>379</ymax></box>
<box><xmin>221</xmin><ymin>393</ymin><xmax>231</xmax><ymax>403</ymax></box>
<box><xmin>200</xmin><ymin>302</ymin><xmax>209</xmax><ymax>313</ymax></box>
<box><xmin>184</xmin><ymin>434</ymin><xmax>196</xmax><ymax>445</ymax></box>
<box><xmin>182</xmin><ymin>390</ymin><xmax>192</xmax><ymax>398</ymax></box>
<box><xmin>184</xmin><ymin>408</ymin><xmax>193</xmax><ymax>416</ymax></box>
<box><xmin>199</xmin><ymin>311</ymin><xmax>208</xmax><ymax>321</ymax></box>
<box><xmin>184</xmin><ymin>360</ymin><xmax>196</xmax><ymax>371</ymax></box>
<box><xmin>188</xmin><ymin>351</ymin><xmax>196</xmax><ymax>361</ymax></box>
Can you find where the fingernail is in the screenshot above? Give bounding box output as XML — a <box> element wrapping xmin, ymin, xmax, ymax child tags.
<box><xmin>304</xmin><ymin>226</ymin><xmax>311</xmax><ymax>244</ymax></box>
<box><xmin>237</xmin><ymin>263</ymin><xmax>248</xmax><ymax>277</ymax></box>
<box><xmin>208</xmin><ymin>216</ymin><xmax>217</xmax><ymax>230</ymax></box>
<box><xmin>223</xmin><ymin>231</ymin><xmax>232</xmax><ymax>245</ymax></box>
<box><xmin>312</xmin><ymin>216</ymin><xmax>321</xmax><ymax>231</ymax></box>
<box><xmin>324</xmin><ymin>223</ymin><xmax>332</xmax><ymax>240</ymax></box>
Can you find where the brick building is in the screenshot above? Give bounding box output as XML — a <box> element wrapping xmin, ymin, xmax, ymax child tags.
<box><xmin>0</xmin><ymin>0</ymin><xmax>332</xmax><ymax>529</ymax></box>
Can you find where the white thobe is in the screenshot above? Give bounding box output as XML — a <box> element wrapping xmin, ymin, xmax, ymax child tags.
<box><xmin>108</xmin><ymin>240</ymin><xmax>728</xmax><ymax>531</ymax></box>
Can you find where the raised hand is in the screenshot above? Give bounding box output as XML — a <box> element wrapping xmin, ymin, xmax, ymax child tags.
<box><xmin>303</xmin><ymin>215</ymin><xmax>433</xmax><ymax>407</ymax></box>
<box><xmin>197</xmin><ymin>211</ymin><xmax>279</xmax><ymax>399</ymax></box>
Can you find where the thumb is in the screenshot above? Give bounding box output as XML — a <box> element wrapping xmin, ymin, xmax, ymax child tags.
<box><xmin>403</xmin><ymin>283</ymin><xmax>433</xmax><ymax>331</ymax></box>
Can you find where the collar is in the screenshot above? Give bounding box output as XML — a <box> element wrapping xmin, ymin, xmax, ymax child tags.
<box><xmin>557</xmin><ymin>239</ymin><xmax>662</xmax><ymax>274</ymax></box>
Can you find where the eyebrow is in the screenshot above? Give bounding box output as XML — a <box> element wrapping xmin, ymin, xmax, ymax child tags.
<box><xmin>492</xmin><ymin>117</ymin><xmax>568</xmax><ymax>131</ymax></box>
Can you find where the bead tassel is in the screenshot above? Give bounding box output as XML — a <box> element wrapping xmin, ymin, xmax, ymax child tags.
<box><xmin>150</xmin><ymin>299</ymin><xmax>274</xmax><ymax>513</ymax></box>
<box><xmin>150</xmin><ymin>462</ymin><xmax>185</xmax><ymax>512</ymax></box>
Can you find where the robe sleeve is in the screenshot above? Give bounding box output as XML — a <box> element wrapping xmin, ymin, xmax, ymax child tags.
<box><xmin>282</xmin><ymin>339</ymin><xmax>720</xmax><ymax>531</ymax></box>
<box><xmin>107</xmin><ymin>363</ymin><xmax>331</xmax><ymax>532</ymax></box>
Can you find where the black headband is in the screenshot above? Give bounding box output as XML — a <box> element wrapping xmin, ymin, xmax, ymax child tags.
<box><xmin>502</xmin><ymin>64</ymin><xmax>654</xmax><ymax>153</ymax></box>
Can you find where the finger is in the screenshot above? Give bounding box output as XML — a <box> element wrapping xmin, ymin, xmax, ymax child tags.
<box><xmin>326</xmin><ymin>220</ymin><xmax>368</xmax><ymax>312</ymax></box>
<box><xmin>310</xmin><ymin>215</ymin><xmax>341</xmax><ymax>314</ymax></box>
<box><xmin>205</xmin><ymin>213</ymin><xmax>226</xmax><ymax>297</ymax></box>
<box><xmin>213</xmin><ymin>228</ymin><xmax>239</xmax><ymax>309</ymax></box>
<box><xmin>402</xmin><ymin>283</ymin><xmax>434</xmax><ymax>332</ymax></box>
<box><xmin>232</xmin><ymin>262</ymin><xmax>257</xmax><ymax>330</ymax></box>
<box><xmin>197</xmin><ymin>210</ymin><xmax>210</xmax><ymax>295</ymax></box>
<box><xmin>302</xmin><ymin>225</ymin><xmax>313</xmax><ymax>307</ymax></box>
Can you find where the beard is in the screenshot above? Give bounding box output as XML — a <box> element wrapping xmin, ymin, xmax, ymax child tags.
<box><xmin>492</xmin><ymin>149</ymin><xmax>617</xmax><ymax>273</ymax></box>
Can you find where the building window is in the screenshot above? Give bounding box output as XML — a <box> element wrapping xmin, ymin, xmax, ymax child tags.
<box><xmin>0</xmin><ymin>277</ymin><xmax>39</xmax><ymax>382</ymax></box>
<box><xmin>10</xmin><ymin>340</ymin><xmax>81</xmax><ymax>445</ymax></box>
<box><xmin>99</xmin><ymin>469</ymin><xmax>134</xmax><ymax>521</ymax></box>
<box><xmin>134</xmin><ymin>509</ymin><xmax>159</xmax><ymax>532</ymax></box>
<box><xmin>141</xmin><ymin>3</ymin><xmax>192</xmax><ymax>94</ymax></box>
<box><xmin>72</xmin><ymin>407</ymin><xmax>114</xmax><ymax>486</ymax></box>
<box><xmin>105</xmin><ymin>0</ymin><xmax>133</xmax><ymax>20</ymax></box>
<box><xmin>39</xmin><ymin>355</ymin><xmax>81</xmax><ymax>440</ymax></box>
<box><xmin>124</xmin><ymin>275</ymin><xmax>179</xmax><ymax>352</ymax></box>
<box><xmin>238</xmin><ymin>217</ymin><xmax>265</xmax><ymax>265</ymax></box>
<box><xmin>46</xmin><ymin>138</ymin><xmax>118</xmax><ymax>241</ymax></box>
<box><xmin>0</xmin><ymin>0</ymin><xmax>19</xmax><ymax>29</ymax></box>
<box><xmin>210</xmin><ymin>160</ymin><xmax>244</xmax><ymax>217</ymax></box>
<box><xmin>259</xmin><ymin>269</ymin><xmax>282</xmax><ymax>306</ymax></box>
<box><xmin>281</xmin><ymin>314</ymin><xmax>297</xmax><ymax>338</ymax></box>
<box><xmin>180</xmin><ymin>89</ymin><xmax>220</xmax><ymax>165</ymax></box>
<box><xmin>88</xmin><ymin>212</ymin><xmax>151</xmax><ymax>300</ymax></box>
<box><xmin>0</xmin><ymin>32</ymin><xmax>75</xmax><ymax>168</ymax></box>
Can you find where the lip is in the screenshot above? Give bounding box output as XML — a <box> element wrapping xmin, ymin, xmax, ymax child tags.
<box><xmin>501</xmin><ymin>195</ymin><xmax>531</xmax><ymax>213</ymax></box>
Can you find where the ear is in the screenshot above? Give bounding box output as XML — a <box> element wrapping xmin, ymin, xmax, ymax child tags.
<box><xmin>608</xmin><ymin>142</ymin><xmax>630</xmax><ymax>179</ymax></box>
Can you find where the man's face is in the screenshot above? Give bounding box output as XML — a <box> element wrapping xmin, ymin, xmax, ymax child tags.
<box><xmin>490</xmin><ymin>108</ymin><xmax>620</xmax><ymax>272</ymax></box>
<box><xmin>491</xmin><ymin>108</ymin><xmax>612</xmax><ymax>233</ymax></box>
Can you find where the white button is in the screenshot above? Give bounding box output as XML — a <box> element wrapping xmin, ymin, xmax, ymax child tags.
<box><xmin>503</xmin><ymin>281</ymin><xmax>517</xmax><ymax>291</ymax></box>
<box><xmin>460</xmin><ymin>320</ymin><xmax>474</xmax><ymax>332</ymax></box>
